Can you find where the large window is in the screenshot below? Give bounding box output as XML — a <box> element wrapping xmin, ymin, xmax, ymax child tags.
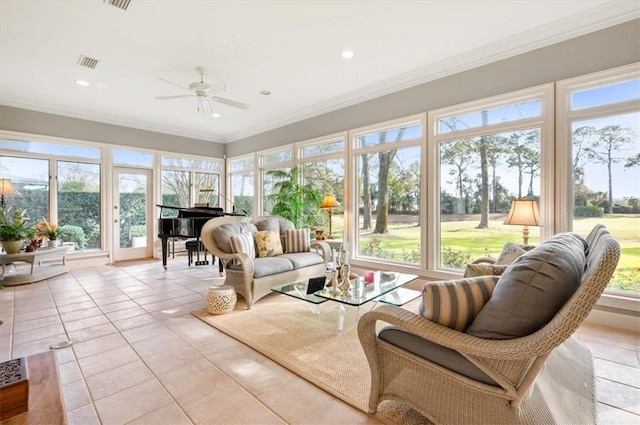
<box><xmin>430</xmin><ymin>85</ymin><xmax>553</xmax><ymax>272</ymax></box>
<box><xmin>228</xmin><ymin>156</ymin><xmax>255</xmax><ymax>216</ymax></box>
<box><xmin>558</xmin><ymin>64</ymin><xmax>640</xmax><ymax>295</ymax></box>
<box><xmin>352</xmin><ymin>119</ymin><xmax>423</xmax><ymax>266</ymax></box>
<box><xmin>161</xmin><ymin>155</ymin><xmax>222</xmax><ymax>212</ymax></box>
<box><xmin>259</xmin><ymin>147</ymin><xmax>292</xmax><ymax>216</ymax></box>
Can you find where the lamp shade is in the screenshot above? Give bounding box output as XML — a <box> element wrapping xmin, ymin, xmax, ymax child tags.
<box><xmin>504</xmin><ymin>199</ymin><xmax>542</xmax><ymax>227</ymax></box>
<box><xmin>0</xmin><ymin>179</ymin><xmax>19</xmax><ymax>196</ymax></box>
<box><xmin>320</xmin><ymin>194</ymin><xmax>340</xmax><ymax>209</ymax></box>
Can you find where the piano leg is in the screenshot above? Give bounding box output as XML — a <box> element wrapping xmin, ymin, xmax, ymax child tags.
<box><xmin>161</xmin><ymin>237</ymin><xmax>169</xmax><ymax>269</ymax></box>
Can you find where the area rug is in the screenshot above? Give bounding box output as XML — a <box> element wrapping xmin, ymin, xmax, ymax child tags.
<box><xmin>192</xmin><ymin>294</ymin><xmax>431</xmax><ymax>425</ymax></box>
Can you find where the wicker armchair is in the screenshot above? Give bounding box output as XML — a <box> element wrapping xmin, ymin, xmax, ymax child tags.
<box><xmin>358</xmin><ymin>226</ymin><xmax>620</xmax><ymax>425</ymax></box>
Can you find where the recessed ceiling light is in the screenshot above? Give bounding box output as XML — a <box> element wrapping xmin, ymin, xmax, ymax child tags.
<box><xmin>76</xmin><ymin>80</ymin><xmax>90</xmax><ymax>87</ymax></box>
<box><xmin>212</xmin><ymin>113</ymin><xmax>221</xmax><ymax>118</ymax></box>
<box><xmin>260</xmin><ymin>90</ymin><xmax>271</xmax><ymax>96</ymax></box>
<box><xmin>341</xmin><ymin>50</ymin><xmax>355</xmax><ymax>59</ymax></box>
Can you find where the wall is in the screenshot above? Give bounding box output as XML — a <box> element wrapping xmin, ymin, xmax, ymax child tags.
<box><xmin>0</xmin><ymin>106</ymin><xmax>225</xmax><ymax>158</ymax></box>
<box><xmin>226</xmin><ymin>19</ymin><xmax>640</xmax><ymax>157</ymax></box>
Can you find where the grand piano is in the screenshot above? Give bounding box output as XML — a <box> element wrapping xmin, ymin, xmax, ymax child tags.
<box><xmin>157</xmin><ymin>205</ymin><xmax>245</xmax><ymax>269</ymax></box>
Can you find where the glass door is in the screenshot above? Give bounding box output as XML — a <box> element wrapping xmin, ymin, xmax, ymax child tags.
<box><xmin>113</xmin><ymin>168</ymin><xmax>153</xmax><ymax>261</ymax></box>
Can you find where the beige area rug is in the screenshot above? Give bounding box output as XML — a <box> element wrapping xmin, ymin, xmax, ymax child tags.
<box><xmin>192</xmin><ymin>294</ymin><xmax>431</xmax><ymax>425</ymax></box>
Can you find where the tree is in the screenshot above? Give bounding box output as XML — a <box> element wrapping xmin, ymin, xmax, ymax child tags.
<box><xmin>266</xmin><ymin>167</ymin><xmax>321</xmax><ymax>229</ymax></box>
<box><xmin>441</xmin><ymin>139</ymin><xmax>474</xmax><ymax>214</ymax></box>
<box><xmin>588</xmin><ymin>125</ymin><xmax>634</xmax><ymax>213</ymax></box>
<box><xmin>362</xmin><ymin>154</ymin><xmax>372</xmax><ymax>230</ymax></box>
<box><xmin>477</xmin><ymin>111</ymin><xmax>490</xmax><ymax>229</ymax></box>
<box><xmin>572</xmin><ymin>126</ymin><xmax>596</xmax><ymax>184</ymax></box>
<box><xmin>373</xmin><ymin>128</ymin><xmax>405</xmax><ymax>234</ymax></box>
<box><xmin>625</xmin><ymin>153</ymin><xmax>640</xmax><ymax>168</ymax></box>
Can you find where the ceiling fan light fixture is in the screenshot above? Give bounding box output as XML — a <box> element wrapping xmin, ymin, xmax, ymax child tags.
<box><xmin>197</xmin><ymin>95</ymin><xmax>212</xmax><ymax>115</ymax></box>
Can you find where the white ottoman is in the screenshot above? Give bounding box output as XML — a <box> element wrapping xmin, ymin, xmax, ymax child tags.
<box><xmin>205</xmin><ymin>285</ymin><xmax>237</xmax><ymax>314</ymax></box>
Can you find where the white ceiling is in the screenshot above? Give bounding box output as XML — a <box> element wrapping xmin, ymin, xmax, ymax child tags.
<box><xmin>1</xmin><ymin>1</ymin><xmax>638</xmax><ymax>144</ymax></box>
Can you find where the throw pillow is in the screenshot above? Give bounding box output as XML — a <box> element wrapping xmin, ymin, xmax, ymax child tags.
<box><xmin>229</xmin><ymin>232</ymin><xmax>256</xmax><ymax>258</ymax></box>
<box><xmin>467</xmin><ymin>233</ymin><xmax>587</xmax><ymax>340</ymax></box>
<box><xmin>255</xmin><ymin>230</ymin><xmax>284</xmax><ymax>258</ymax></box>
<box><xmin>463</xmin><ymin>264</ymin><xmax>509</xmax><ymax>278</ymax></box>
<box><xmin>419</xmin><ymin>277</ymin><xmax>499</xmax><ymax>332</ymax></box>
<box><xmin>496</xmin><ymin>241</ymin><xmax>527</xmax><ymax>265</ymax></box>
<box><xmin>285</xmin><ymin>228</ymin><xmax>311</xmax><ymax>253</ymax></box>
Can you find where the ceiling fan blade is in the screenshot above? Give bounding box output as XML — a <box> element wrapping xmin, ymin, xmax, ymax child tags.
<box><xmin>155</xmin><ymin>95</ymin><xmax>194</xmax><ymax>100</ymax></box>
<box><xmin>156</xmin><ymin>77</ymin><xmax>192</xmax><ymax>93</ymax></box>
<box><xmin>204</xmin><ymin>81</ymin><xmax>229</xmax><ymax>94</ymax></box>
<box><xmin>209</xmin><ymin>96</ymin><xmax>250</xmax><ymax>110</ymax></box>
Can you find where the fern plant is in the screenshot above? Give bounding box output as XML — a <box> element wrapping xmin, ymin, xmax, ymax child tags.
<box><xmin>266</xmin><ymin>167</ymin><xmax>322</xmax><ymax>229</ymax></box>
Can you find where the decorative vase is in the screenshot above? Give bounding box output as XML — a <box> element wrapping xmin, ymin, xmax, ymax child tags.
<box><xmin>340</xmin><ymin>264</ymin><xmax>351</xmax><ymax>296</ymax></box>
<box><xmin>1</xmin><ymin>240</ymin><xmax>23</xmax><ymax>255</ymax></box>
<box><xmin>49</xmin><ymin>239</ymin><xmax>60</xmax><ymax>248</ymax></box>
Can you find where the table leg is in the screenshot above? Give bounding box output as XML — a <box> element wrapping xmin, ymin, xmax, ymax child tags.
<box><xmin>336</xmin><ymin>304</ymin><xmax>346</xmax><ymax>332</ymax></box>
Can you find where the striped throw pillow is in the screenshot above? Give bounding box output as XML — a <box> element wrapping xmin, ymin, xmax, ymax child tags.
<box><xmin>419</xmin><ymin>277</ymin><xmax>498</xmax><ymax>332</ymax></box>
<box><xmin>230</xmin><ymin>232</ymin><xmax>256</xmax><ymax>258</ymax></box>
<box><xmin>285</xmin><ymin>228</ymin><xmax>311</xmax><ymax>253</ymax></box>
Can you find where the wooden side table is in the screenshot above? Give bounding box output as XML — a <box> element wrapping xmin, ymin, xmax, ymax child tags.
<box><xmin>0</xmin><ymin>247</ymin><xmax>69</xmax><ymax>286</ymax></box>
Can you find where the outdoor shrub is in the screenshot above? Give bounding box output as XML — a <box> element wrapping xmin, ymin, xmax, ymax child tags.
<box><xmin>63</xmin><ymin>226</ymin><xmax>87</xmax><ymax>249</ymax></box>
<box><xmin>574</xmin><ymin>205</ymin><xmax>604</xmax><ymax>217</ymax></box>
<box><xmin>401</xmin><ymin>248</ymin><xmax>420</xmax><ymax>263</ymax></box>
<box><xmin>362</xmin><ymin>238</ymin><xmax>385</xmax><ymax>257</ymax></box>
<box><xmin>441</xmin><ymin>246</ymin><xmax>471</xmax><ymax>268</ymax></box>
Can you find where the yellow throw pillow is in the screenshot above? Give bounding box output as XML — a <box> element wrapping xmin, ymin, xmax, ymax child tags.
<box><xmin>255</xmin><ymin>230</ymin><xmax>283</xmax><ymax>258</ymax></box>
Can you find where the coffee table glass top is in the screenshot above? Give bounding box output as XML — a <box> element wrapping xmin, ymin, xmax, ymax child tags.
<box><xmin>316</xmin><ymin>271</ymin><xmax>418</xmax><ymax>306</ymax></box>
<box><xmin>270</xmin><ymin>279</ymin><xmax>328</xmax><ymax>304</ymax></box>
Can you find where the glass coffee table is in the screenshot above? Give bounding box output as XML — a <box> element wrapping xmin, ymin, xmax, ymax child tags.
<box><xmin>271</xmin><ymin>271</ymin><xmax>419</xmax><ymax>331</ymax></box>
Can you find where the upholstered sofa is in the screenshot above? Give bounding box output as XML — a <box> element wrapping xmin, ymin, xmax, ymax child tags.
<box><xmin>358</xmin><ymin>225</ymin><xmax>620</xmax><ymax>424</ymax></box>
<box><xmin>200</xmin><ymin>215</ymin><xmax>331</xmax><ymax>309</ymax></box>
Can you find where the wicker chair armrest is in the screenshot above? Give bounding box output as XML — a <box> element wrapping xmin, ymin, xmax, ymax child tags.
<box><xmin>471</xmin><ymin>256</ymin><xmax>497</xmax><ymax>264</ymax></box>
<box><xmin>310</xmin><ymin>240</ymin><xmax>331</xmax><ymax>263</ymax></box>
<box><xmin>226</xmin><ymin>252</ymin><xmax>254</xmax><ymax>277</ymax></box>
<box><xmin>358</xmin><ymin>305</ymin><xmax>556</xmax><ymax>360</ymax></box>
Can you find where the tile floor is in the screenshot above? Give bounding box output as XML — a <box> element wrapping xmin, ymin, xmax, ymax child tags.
<box><xmin>0</xmin><ymin>258</ymin><xmax>638</xmax><ymax>425</ymax></box>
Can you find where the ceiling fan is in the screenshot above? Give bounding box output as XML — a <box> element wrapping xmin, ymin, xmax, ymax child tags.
<box><xmin>155</xmin><ymin>66</ymin><xmax>249</xmax><ymax>114</ymax></box>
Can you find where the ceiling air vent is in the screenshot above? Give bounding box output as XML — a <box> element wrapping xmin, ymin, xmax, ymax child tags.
<box><xmin>77</xmin><ymin>55</ymin><xmax>99</xmax><ymax>69</ymax></box>
<box><xmin>103</xmin><ymin>0</ymin><xmax>131</xmax><ymax>11</ymax></box>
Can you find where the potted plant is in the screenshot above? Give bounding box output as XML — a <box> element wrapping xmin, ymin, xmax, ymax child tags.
<box><xmin>35</xmin><ymin>220</ymin><xmax>66</xmax><ymax>248</ymax></box>
<box><xmin>0</xmin><ymin>208</ymin><xmax>36</xmax><ymax>254</ymax></box>
<box><xmin>266</xmin><ymin>167</ymin><xmax>322</xmax><ymax>230</ymax></box>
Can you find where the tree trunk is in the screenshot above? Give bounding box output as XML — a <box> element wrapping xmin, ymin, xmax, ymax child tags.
<box><xmin>374</xmin><ymin>151</ymin><xmax>394</xmax><ymax>233</ymax></box>
<box><xmin>477</xmin><ymin>122</ymin><xmax>489</xmax><ymax>229</ymax></box>
<box><xmin>362</xmin><ymin>154</ymin><xmax>371</xmax><ymax>230</ymax></box>
<box><xmin>607</xmin><ymin>154</ymin><xmax>613</xmax><ymax>214</ymax></box>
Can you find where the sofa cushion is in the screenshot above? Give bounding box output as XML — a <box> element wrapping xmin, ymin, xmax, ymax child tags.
<box><xmin>467</xmin><ymin>233</ymin><xmax>587</xmax><ymax>340</ymax></box>
<box><xmin>213</xmin><ymin>222</ymin><xmax>258</xmax><ymax>254</ymax></box>
<box><xmin>253</xmin><ymin>217</ymin><xmax>295</xmax><ymax>233</ymax></box>
<box><xmin>230</xmin><ymin>232</ymin><xmax>255</xmax><ymax>258</ymax></box>
<box><xmin>420</xmin><ymin>277</ymin><xmax>498</xmax><ymax>331</ymax></box>
<box><xmin>464</xmin><ymin>264</ymin><xmax>509</xmax><ymax>278</ymax></box>
<box><xmin>255</xmin><ymin>230</ymin><xmax>284</xmax><ymax>258</ymax></box>
<box><xmin>252</xmin><ymin>257</ymin><xmax>294</xmax><ymax>278</ymax></box>
<box><xmin>285</xmin><ymin>228</ymin><xmax>310</xmax><ymax>253</ymax></box>
<box><xmin>280</xmin><ymin>252</ymin><xmax>324</xmax><ymax>269</ymax></box>
<box><xmin>496</xmin><ymin>242</ymin><xmax>527</xmax><ymax>265</ymax></box>
<box><xmin>378</xmin><ymin>327</ymin><xmax>498</xmax><ymax>386</ymax></box>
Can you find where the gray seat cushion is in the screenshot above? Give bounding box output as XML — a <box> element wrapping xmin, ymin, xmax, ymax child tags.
<box><xmin>378</xmin><ymin>327</ymin><xmax>498</xmax><ymax>386</ymax></box>
<box><xmin>467</xmin><ymin>233</ymin><xmax>587</xmax><ymax>340</ymax></box>
<box><xmin>280</xmin><ymin>252</ymin><xmax>323</xmax><ymax>269</ymax></box>
<box><xmin>213</xmin><ymin>222</ymin><xmax>258</xmax><ymax>254</ymax></box>
<box><xmin>252</xmin><ymin>257</ymin><xmax>294</xmax><ymax>278</ymax></box>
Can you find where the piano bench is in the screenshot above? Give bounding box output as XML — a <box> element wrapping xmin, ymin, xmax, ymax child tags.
<box><xmin>186</xmin><ymin>239</ymin><xmax>209</xmax><ymax>266</ymax></box>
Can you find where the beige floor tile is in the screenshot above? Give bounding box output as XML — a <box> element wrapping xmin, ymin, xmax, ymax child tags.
<box><xmin>13</xmin><ymin>323</ymin><xmax>66</xmax><ymax>345</ymax></box>
<box><xmin>595</xmin><ymin>358</ymin><xmax>640</xmax><ymax>389</ymax></box>
<box><xmin>13</xmin><ymin>307</ymin><xmax>58</xmax><ymax>322</ymax></box>
<box><xmin>141</xmin><ymin>344</ymin><xmax>204</xmax><ymax>376</ymax></box>
<box><xmin>105</xmin><ymin>306</ymin><xmax>147</xmax><ymax>322</ymax></box>
<box><xmin>99</xmin><ymin>299</ymin><xmax>139</xmax><ymax>314</ymax></box>
<box><xmin>66</xmin><ymin>322</ymin><xmax>118</xmax><ymax>343</ymax></box>
<box><xmin>12</xmin><ymin>315</ymin><xmax>61</xmax><ymax>333</ymax></box>
<box><xmin>597</xmin><ymin>403</ymin><xmax>640</xmax><ymax>425</ymax></box>
<box><xmin>59</xmin><ymin>360</ymin><xmax>84</xmax><ymax>385</ymax></box>
<box><xmin>157</xmin><ymin>359</ymin><xmax>224</xmax><ymax>404</ymax></box>
<box><xmin>582</xmin><ymin>339</ymin><xmax>640</xmax><ymax>368</ymax></box>
<box><xmin>578</xmin><ymin>324</ymin><xmax>640</xmax><ymax>351</ymax></box>
<box><xmin>66</xmin><ymin>404</ymin><xmax>101</xmax><ymax>425</ymax></box>
<box><xmin>72</xmin><ymin>332</ymin><xmax>129</xmax><ymax>359</ymax></box>
<box><xmin>78</xmin><ymin>344</ymin><xmax>140</xmax><ymax>377</ymax></box>
<box><xmin>140</xmin><ymin>299</ymin><xmax>180</xmax><ymax>313</ymax></box>
<box><xmin>11</xmin><ymin>333</ymin><xmax>68</xmax><ymax>358</ymax></box>
<box><xmin>94</xmin><ymin>379</ymin><xmax>173</xmax><ymax>425</ymax></box>
<box><xmin>85</xmin><ymin>359</ymin><xmax>154</xmax><ymax>401</ymax></box>
<box><xmin>54</xmin><ymin>346</ymin><xmax>76</xmax><ymax>365</ymax></box>
<box><xmin>63</xmin><ymin>379</ymin><xmax>93</xmax><ymax>411</ymax></box>
<box><xmin>120</xmin><ymin>321</ymin><xmax>169</xmax><ymax>344</ymax></box>
<box><xmin>57</xmin><ymin>300</ymin><xmax>99</xmax><ymax>314</ymax></box>
<box><xmin>597</xmin><ymin>377</ymin><xmax>640</xmax><ymax>415</ymax></box>
<box><xmin>127</xmin><ymin>403</ymin><xmax>192</xmax><ymax>425</ymax></box>
<box><xmin>112</xmin><ymin>313</ymin><xmax>159</xmax><ymax>331</ymax></box>
<box><xmin>299</xmin><ymin>398</ymin><xmax>382</xmax><ymax>425</ymax></box>
<box><xmin>134</xmin><ymin>293</ymin><xmax>170</xmax><ymax>305</ymax></box>
<box><xmin>54</xmin><ymin>294</ymin><xmax>94</xmax><ymax>306</ymax></box>
<box><xmin>60</xmin><ymin>306</ymin><xmax>104</xmax><ymax>323</ymax></box>
<box><xmin>63</xmin><ymin>314</ymin><xmax>111</xmax><ymax>332</ymax></box>
<box><xmin>93</xmin><ymin>294</ymin><xmax>132</xmax><ymax>306</ymax></box>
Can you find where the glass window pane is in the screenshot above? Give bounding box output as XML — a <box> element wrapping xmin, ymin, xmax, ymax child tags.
<box><xmin>230</xmin><ymin>158</ymin><xmax>253</xmax><ymax>172</ymax></box>
<box><xmin>57</xmin><ymin>161</ymin><xmax>101</xmax><ymax>250</ymax></box>
<box><xmin>161</xmin><ymin>156</ymin><xmax>221</xmax><ymax>171</ymax></box>
<box><xmin>571</xmin><ymin>112</ymin><xmax>640</xmax><ymax>294</ymax></box>
<box><xmin>231</xmin><ymin>172</ymin><xmax>254</xmax><ymax>215</ymax></box>
<box><xmin>0</xmin><ymin>139</ymin><xmax>101</xmax><ymax>159</ymax></box>
<box><xmin>357</xmin><ymin>145</ymin><xmax>421</xmax><ymax>265</ymax></box>
<box><xmin>261</xmin><ymin>150</ymin><xmax>292</xmax><ymax>165</ymax></box>
<box><xmin>113</xmin><ymin>148</ymin><xmax>153</xmax><ymax>167</ymax></box>
<box><xmin>572</xmin><ymin>79</ymin><xmax>640</xmax><ymax>110</ymax></box>
<box><xmin>439</xmin><ymin>128</ymin><xmax>541</xmax><ymax>269</ymax></box>
<box><xmin>118</xmin><ymin>173</ymin><xmax>147</xmax><ymax>249</ymax></box>
<box><xmin>161</xmin><ymin>170</ymin><xmax>190</xmax><ymax>212</ymax></box>
<box><xmin>262</xmin><ymin>167</ymin><xmax>291</xmax><ymax>215</ymax></box>
<box><xmin>438</xmin><ymin>100</ymin><xmax>542</xmax><ymax>134</ymax></box>
<box><xmin>0</xmin><ymin>156</ymin><xmax>49</xmax><ymax>221</ymax></box>
<box><xmin>302</xmin><ymin>158</ymin><xmax>345</xmax><ymax>237</ymax></box>
<box><xmin>195</xmin><ymin>173</ymin><xmax>219</xmax><ymax>207</ymax></box>
<box><xmin>301</xmin><ymin>140</ymin><xmax>345</xmax><ymax>158</ymax></box>
<box><xmin>357</xmin><ymin>124</ymin><xmax>422</xmax><ymax>148</ymax></box>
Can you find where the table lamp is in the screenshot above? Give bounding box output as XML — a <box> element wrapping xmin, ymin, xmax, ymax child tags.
<box><xmin>504</xmin><ymin>198</ymin><xmax>542</xmax><ymax>245</ymax></box>
<box><xmin>0</xmin><ymin>179</ymin><xmax>19</xmax><ymax>209</ymax></box>
<box><xmin>320</xmin><ymin>194</ymin><xmax>340</xmax><ymax>239</ymax></box>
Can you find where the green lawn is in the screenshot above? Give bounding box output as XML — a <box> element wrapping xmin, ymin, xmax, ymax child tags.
<box><xmin>333</xmin><ymin>213</ymin><xmax>640</xmax><ymax>293</ymax></box>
